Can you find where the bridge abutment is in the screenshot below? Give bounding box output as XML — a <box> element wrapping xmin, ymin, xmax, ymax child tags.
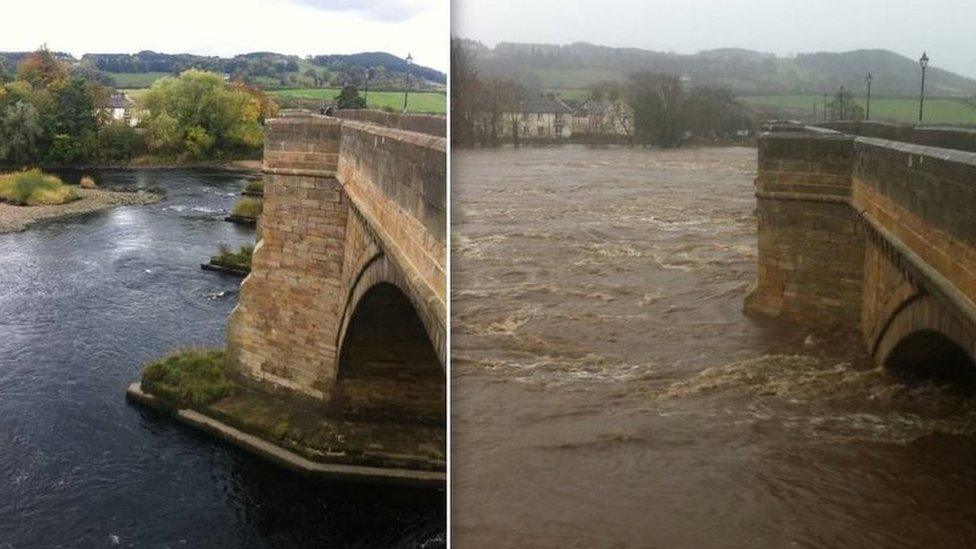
<box><xmin>749</xmin><ymin>124</ymin><xmax>976</xmax><ymax>374</ymax></box>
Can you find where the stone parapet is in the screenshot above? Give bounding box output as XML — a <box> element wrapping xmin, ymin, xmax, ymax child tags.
<box><xmin>750</xmin><ymin>124</ymin><xmax>976</xmax><ymax>365</ymax></box>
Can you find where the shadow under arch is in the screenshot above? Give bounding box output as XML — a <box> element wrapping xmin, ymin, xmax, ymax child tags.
<box><xmin>334</xmin><ymin>282</ymin><xmax>445</xmax><ymax>425</ymax></box>
<box><xmin>884</xmin><ymin>329</ymin><xmax>976</xmax><ymax>385</ymax></box>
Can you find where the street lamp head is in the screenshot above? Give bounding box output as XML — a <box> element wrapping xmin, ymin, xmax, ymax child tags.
<box><xmin>406</xmin><ymin>53</ymin><xmax>414</xmax><ymax>65</ymax></box>
<box><xmin>866</xmin><ymin>72</ymin><xmax>872</xmax><ymax>83</ymax></box>
<box><xmin>920</xmin><ymin>52</ymin><xmax>929</xmax><ymax>69</ymax></box>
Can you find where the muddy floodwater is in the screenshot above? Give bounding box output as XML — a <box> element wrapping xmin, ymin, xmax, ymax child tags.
<box><xmin>451</xmin><ymin>146</ymin><xmax>976</xmax><ymax>547</ymax></box>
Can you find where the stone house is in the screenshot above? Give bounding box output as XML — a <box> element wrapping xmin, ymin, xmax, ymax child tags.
<box><xmin>502</xmin><ymin>95</ymin><xmax>573</xmax><ymax>139</ymax></box>
<box><xmin>572</xmin><ymin>98</ymin><xmax>634</xmax><ymax>138</ymax></box>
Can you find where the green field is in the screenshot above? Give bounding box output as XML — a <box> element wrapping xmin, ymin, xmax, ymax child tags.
<box><xmin>270</xmin><ymin>88</ymin><xmax>446</xmax><ymax>114</ymax></box>
<box><xmin>741</xmin><ymin>94</ymin><xmax>976</xmax><ymax>124</ymax></box>
<box><xmin>107</xmin><ymin>71</ymin><xmax>173</xmax><ymax>88</ymax></box>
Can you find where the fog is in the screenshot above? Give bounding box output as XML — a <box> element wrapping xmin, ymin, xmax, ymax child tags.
<box><xmin>453</xmin><ymin>0</ymin><xmax>976</xmax><ymax>78</ymax></box>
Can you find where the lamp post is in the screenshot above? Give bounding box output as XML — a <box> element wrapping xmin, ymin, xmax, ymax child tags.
<box><xmin>364</xmin><ymin>68</ymin><xmax>375</xmax><ymax>107</ymax></box>
<box><xmin>403</xmin><ymin>53</ymin><xmax>413</xmax><ymax>113</ymax></box>
<box><xmin>865</xmin><ymin>72</ymin><xmax>872</xmax><ymax>120</ymax></box>
<box><xmin>839</xmin><ymin>86</ymin><xmax>847</xmax><ymax>120</ymax></box>
<box><xmin>919</xmin><ymin>51</ymin><xmax>929</xmax><ymax>122</ymax></box>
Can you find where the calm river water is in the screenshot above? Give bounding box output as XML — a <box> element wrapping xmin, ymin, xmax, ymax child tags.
<box><xmin>0</xmin><ymin>170</ymin><xmax>444</xmax><ymax>547</ymax></box>
<box><xmin>452</xmin><ymin>146</ymin><xmax>976</xmax><ymax>548</ymax></box>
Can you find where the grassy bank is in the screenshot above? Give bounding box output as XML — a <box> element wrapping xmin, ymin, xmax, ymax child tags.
<box><xmin>270</xmin><ymin>88</ymin><xmax>446</xmax><ymax>114</ymax></box>
<box><xmin>210</xmin><ymin>244</ymin><xmax>253</xmax><ymax>271</ymax></box>
<box><xmin>0</xmin><ymin>170</ymin><xmax>78</xmax><ymax>206</ymax></box>
<box><xmin>741</xmin><ymin>94</ymin><xmax>976</xmax><ymax>124</ymax></box>
<box><xmin>141</xmin><ymin>349</ymin><xmax>235</xmax><ymax>407</ymax></box>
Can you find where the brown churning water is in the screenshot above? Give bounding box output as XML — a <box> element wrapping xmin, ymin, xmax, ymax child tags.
<box><xmin>451</xmin><ymin>145</ymin><xmax>976</xmax><ymax>548</ymax></box>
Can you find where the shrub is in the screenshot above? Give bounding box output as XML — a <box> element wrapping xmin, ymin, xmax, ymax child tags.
<box><xmin>0</xmin><ymin>169</ymin><xmax>78</xmax><ymax>205</ymax></box>
<box><xmin>211</xmin><ymin>244</ymin><xmax>253</xmax><ymax>269</ymax></box>
<box><xmin>231</xmin><ymin>196</ymin><xmax>263</xmax><ymax>218</ymax></box>
<box><xmin>79</xmin><ymin>175</ymin><xmax>96</xmax><ymax>188</ymax></box>
<box><xmin>141</xmin><ymin>349</ymin><xmax>235</xmax><ymax>407</ymax></box>
<box><xmin>244</xmin><ymin>179</ymin><xmax>264</xmax><ymax>193</ymax></box>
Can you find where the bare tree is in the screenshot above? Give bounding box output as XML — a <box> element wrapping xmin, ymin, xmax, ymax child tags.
<box><xmin>629</xmin><ymin>72</ymin><xmax>683</xmax><ymax>147</ymax></box>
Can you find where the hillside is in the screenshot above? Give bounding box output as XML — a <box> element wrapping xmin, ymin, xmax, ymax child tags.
<box><xmin>465</xmin><ymin>40</ymin><xmax>976</xmax><ymax>96</ymax></box>
<box><xmin>0</xmin><ymin>50</ymin><xmax>445</xmax><ymax>89</ymax></box>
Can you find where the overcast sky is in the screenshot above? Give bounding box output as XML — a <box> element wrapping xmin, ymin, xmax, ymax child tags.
<box><xmin>1</xmin><ymin>0</ymin><xmax>447</xmax><ymax>72</ymax></box>
<box><xmin>454</xmin><ymin>0</ymin><xmax>976</xmax><ymax>79</ymax></box>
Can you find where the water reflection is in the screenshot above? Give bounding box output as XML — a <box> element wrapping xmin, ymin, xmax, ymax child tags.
<box><xmin>0</xmin><ymin>169</ymin><xmax>444</xmax><ymax>546</ymax></box>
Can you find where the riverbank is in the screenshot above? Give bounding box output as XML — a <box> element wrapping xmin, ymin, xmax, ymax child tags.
<box><xmin>36</xmin><ymin>158</ymin><xmax>264</xmax><ymax>174</ymax></box>
<box><xmin>0</xmin><ymin>187</ymin><xmax>160</xmax><ymax>234</ymax></box>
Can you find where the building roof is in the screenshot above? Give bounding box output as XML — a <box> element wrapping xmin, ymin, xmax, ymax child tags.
<box><xmin>576</xmin><ymin>98</ymin><xmax>633</xmax><ymax>116</ymax></box>
<box><xmin>518</xmin><ymin>95</ymin><xmax>573</xmax><ymax>114</ymax></box>
<box><xmin>106</xmin><ymin>93</ymin><xmax>134</xmax><ymax>109</ymax></box>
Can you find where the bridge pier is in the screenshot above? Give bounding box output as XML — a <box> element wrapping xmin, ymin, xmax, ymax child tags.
<box><xmin>227</xmin><ymin>113</ymin><xmax>446</xmax><ymax>421</ymax></box>
<box><xmin>748</xmin><ymin>124</ymin><xmax>976</xmax><ymax>376</ymax></box>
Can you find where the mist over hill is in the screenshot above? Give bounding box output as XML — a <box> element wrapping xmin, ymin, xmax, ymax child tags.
<box><xmin>464</xmin><ymin>40</ymin><xmax>975</xmax><ymax>96</ymax></box>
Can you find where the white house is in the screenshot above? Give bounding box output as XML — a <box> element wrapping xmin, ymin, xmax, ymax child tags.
<box><xmin>502</xmin><ymin>95</ymin><xmax>573</xmax><ymax>140</ymax></box>
<box><xmin>103</xmin><ymin>93</ymin><xmax>139</xmax><ymax>126</ymax></box>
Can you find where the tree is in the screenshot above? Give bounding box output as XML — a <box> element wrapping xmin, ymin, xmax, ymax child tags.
<box><xmin>16</xmin><ymin>46</ymin><xmax>68</xmax><ymax>88</ymax></box>
<box><xmin>630</xmin><ymin>72</ymin><xmax>683</xmax><ymax>147</ymax></box>
<box><xmin>827</xmin><ymin>86</ymin><xmax>863</xmax><ymax>121</ymax></box>
<box><xmin>40</xmin><ymin>76</ymin><xmax>104</xmax><ymax>164</ymax></box>
<box><xmin>336</xmin><ymin>85</ymin><xmax>366</xmax><ymax>109</ymax></box>
<box><xmin>450</xmin><ymin>38</ymin><xmax>479</xmax><ymax>146</ymax></box>
<box><xmin>681</xmin><ymin>86</ymin><xmax>753</xmax><ymax>139</ymax></box>
<box><xmin>141</xmin><ymin>70</ymin><xmax>265</xmax><ymax>159</ymax></box>
<box><xmin>0</xmin><ymin>101</ymin><xmax>43</xmax><ymax>165</ymax></box>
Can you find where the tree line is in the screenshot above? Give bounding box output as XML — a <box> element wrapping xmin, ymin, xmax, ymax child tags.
<box><xmin>0</xmin><ymin>48</ymin><xmax>277</xmax><ymax>167</ymax></box>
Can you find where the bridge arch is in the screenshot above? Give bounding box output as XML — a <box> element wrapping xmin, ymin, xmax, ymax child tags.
<box><xmin>332</xmin><ymin>254</ymin><xmax>445</xmax><ymax>423</ymax></box>
<box><xmin>875</xmin><ymin>294</ymin><xmax>976</xmax><ymax>384</ymax></box>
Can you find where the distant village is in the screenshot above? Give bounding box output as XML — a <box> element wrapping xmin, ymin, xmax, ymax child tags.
<box><xmin>503</xmin><ymin>94</ymin><xmax>635</xmax><ymax>141</ymax></box>
<box><xmin>483</xmin><ymin>89</ymin><xmax>753</xmax><ymax>144</ymax></box>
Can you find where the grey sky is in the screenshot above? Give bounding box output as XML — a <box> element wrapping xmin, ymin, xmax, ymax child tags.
<box><xmin>454</xmin><ymin>0</ymin><xmax>976</xmax><ymax>79</ymax></box>
<box><xmin>2</xmin><ymin>0</ymin><xmax>447</xmax><ymax>72</ymax></box>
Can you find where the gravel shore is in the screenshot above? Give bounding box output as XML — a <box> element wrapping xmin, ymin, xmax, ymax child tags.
<box><xmin>0</xmin><ymin>188</ymin><xmax>160</xmax><ymax>234</ymax></box>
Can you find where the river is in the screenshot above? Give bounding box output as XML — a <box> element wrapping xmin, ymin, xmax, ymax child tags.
<box><xmin>0</xmin><ymin>169</ymin><xmax>444</xmax><ymax>547</ymax></box>
<box><xmin>451</xmin><ymin>146</ymin><xmax>976</xmax><ymax>548</ymax></box>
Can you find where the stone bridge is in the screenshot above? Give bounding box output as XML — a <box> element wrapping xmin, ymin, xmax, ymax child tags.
<box><xmin>747</xmin><ymin>123</ymin><xmax>976</xmax><ymax>381</ymax></box>
<box><xmin>226</xmin><ymin>112</ymin><xmax>446</xmax><ymax>423</ymax></box>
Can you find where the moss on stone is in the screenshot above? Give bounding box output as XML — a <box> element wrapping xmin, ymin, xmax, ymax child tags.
<box><xmin>141</xmin><ymin>349</ymin><xmax>235</xmax><ymax>408</ymax></box>
<box><xmin>244</xmin><ymin>180</ymin><xmax>264</xmax><ymax>193</ymax></box>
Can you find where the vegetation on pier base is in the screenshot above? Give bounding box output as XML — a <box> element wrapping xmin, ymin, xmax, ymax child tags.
<box><xmin>0</xmin><ymin>170</ymin><xmax>78</xmax><ymax>205</ymax></box>
<box><xmin>231</xmin><ymin>196</ymin><xmax>263</xmax><ymax>218</ymax></box>
<box><xmin>137</xmin><ymin>348</ymin><xmax>445</xmax><ymax>469</ymax></box>
<box><xmin>244</xmin><ymin>180</ymin><xmax>264</xmax><ymax>193</ymax></box>
<box><xmin>141</xmin><ymin>349</ymin><xmax>235</xmax><ymax>407</ymax></box>
<box><xmin>211</xmin><ymin>244</ymin><xmax>253</xmax><ymax>270</ymax></box>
